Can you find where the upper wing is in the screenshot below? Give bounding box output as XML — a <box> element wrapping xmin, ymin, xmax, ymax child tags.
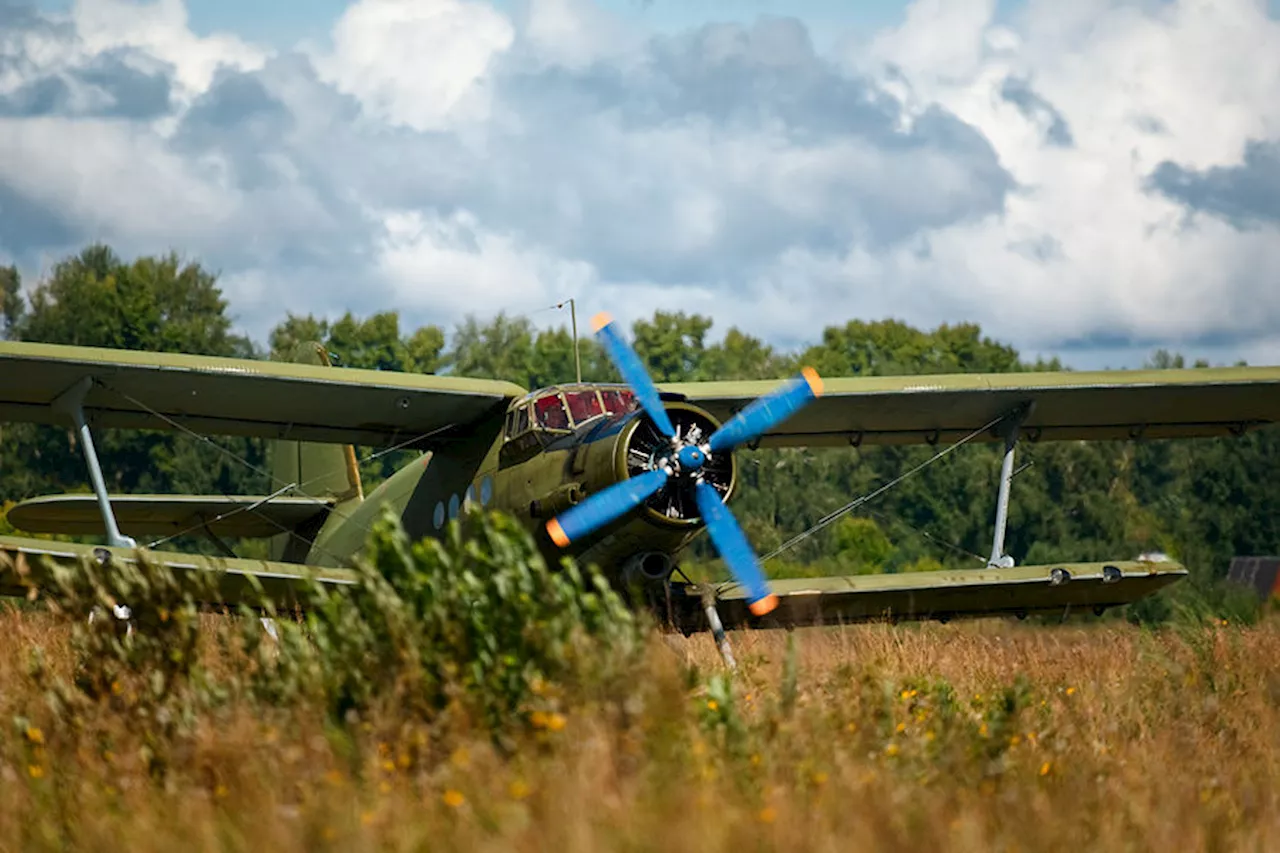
<box><xmin>0</xmin><ymin>341</ymin><xmax>526</xmax><ymax>447</ymax></box>
<box><xmin>663</xmin><ymin>366</ymin><xmax>1280</xmax><ymax>447</ymax></box>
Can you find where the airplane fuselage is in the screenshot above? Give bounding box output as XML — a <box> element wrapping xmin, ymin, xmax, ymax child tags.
<box><xmin>303</xmin><ymin>384</ymin><xmax>736</xmax><ymax>587</ymax></box>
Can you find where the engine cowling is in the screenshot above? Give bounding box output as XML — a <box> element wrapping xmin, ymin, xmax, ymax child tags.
<box><xmin>614</xmin><ymin>402</ymin><xmax>737</xmax><ymax>528</ymax></box>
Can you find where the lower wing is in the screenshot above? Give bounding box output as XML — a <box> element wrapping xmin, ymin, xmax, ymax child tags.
<box><xmin>663</xmin><ymin>560</ymin><xmax>1187</xmax><ymax>632</ymax></box>
<box><xmin>1</xmin><ymin>536</ymin><xmax>1183</xmax><ymax>632</ymax></box>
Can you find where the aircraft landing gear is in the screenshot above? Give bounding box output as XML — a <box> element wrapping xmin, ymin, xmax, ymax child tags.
<box><xmin>699</xmin><ymin>585</ymin><xmax>737</xmax><ymax>671</ymax></box>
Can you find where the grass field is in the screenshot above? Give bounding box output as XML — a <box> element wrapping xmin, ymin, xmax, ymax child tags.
<box><xmin>2</xmin><ymin>604</ymin><xmax>1277</xmax><ymax>852</ymax></box>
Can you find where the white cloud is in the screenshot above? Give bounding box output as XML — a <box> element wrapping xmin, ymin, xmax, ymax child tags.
<box><xmin>319</xmin><ymin>0</ymin><xmax>514</xmax><ymax>131</ymax></box>
<box><xmin>71</xmin><ymin>0</ymin><xmax>265</xmax><ymax>96</ymax></box>
<box><xmin>0</xmin><ymin>0</ymin><xmax>1278</xmax><ymax>368</ymax></box>
<box><xmin>375</xmin><ymin>208</ymin><xmax>595</xmax><ymax>320</ymax></box>
<box><xmin>842</xmin><ymin>0</ymin><xmax>1280</xmax><ymax>354</ymax></box>
<box><xmin>0</xmin><ymin>116</ymin><xmax>234</xmax><ymax>243</ymax></box>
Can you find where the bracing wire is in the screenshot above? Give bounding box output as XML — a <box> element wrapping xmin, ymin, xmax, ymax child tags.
<box><xmin>103</xmin><ymin>381</ymin><xmax>459</xmax><ymax>562</ymax></box>
<box><xmin>761</xmin><ymin>415</ymin><xmax>1004</xmax><ymax>564</ymax></box>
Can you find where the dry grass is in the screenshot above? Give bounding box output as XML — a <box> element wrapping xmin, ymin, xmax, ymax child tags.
<box><xmin>1</xmin><ymin>608</ymin><xmax>1278</xmax><ymax>852</ymax></box>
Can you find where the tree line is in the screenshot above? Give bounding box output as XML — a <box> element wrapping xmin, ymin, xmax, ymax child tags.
<box><xmin>2</xmin><ymin>246</ymin><xmax>1276</xmax><ymax>619</ymax></box>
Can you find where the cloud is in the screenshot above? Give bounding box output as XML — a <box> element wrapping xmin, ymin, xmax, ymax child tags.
<box><xmin>999</xmin><ymin>77</ymin><xmax>1072</xmax><ymax>147</ymax></box>
<box><xmin>0</xmin><ymin>0</ymin><xmax>1277</xmax><ymax>370</ymax></box>
<box><xmin>1149</xmin><ymin>140</ymin><xmax>1280</xmax><ymax>227</ymax></box>
<box><xmin>318</xmin><ymin>0</ymin><xmax>514</xmax><ymax>131</ymax></box>
<box><xmin>0</xmin><ymin>50</ymin><xmax>170</xmax><ymax>118</ymax></box>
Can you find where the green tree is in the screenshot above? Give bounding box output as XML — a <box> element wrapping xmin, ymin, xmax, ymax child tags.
<box><xmin>270</xmin><ymin>311</ymin><xmax>445</xmax><ymax>374</ymax></box>
<box><xmin>698</xmin><ymin>328</ymin><xmax>796</xmax><ymax>380</ymax></box>
<box><xmin>631</xmin><ymin>312</ymin><xmax>713</xmax><ymax>382</ymax></box>
<box><xmin>20</xmin><ymin>245</ymin><xmax>253</xmax><ymax>357</ymax></box>
<box><xmin>0</xmin><ymin>264</ymin><xmax>22</xmax><ymax>339</ymax></box>
<box><xmin>833</xmin><ymin>516</ymin><xmax>896</xmax><ymax>574</ymax></box>
<box><xmin>442</xmin><ymin>313</ymin><xmax>613</xmax><ymax>387</ymax></box>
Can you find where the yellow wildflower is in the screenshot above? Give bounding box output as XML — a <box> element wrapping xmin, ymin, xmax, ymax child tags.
<box><xmin>28</xmin><ymin>764</ymin><xmax>43</xmax><ymax>779</ymax></box>
<box><xmin>1066</xmin><ymin>686</ymin><xmax>1076</xmax><ymax>696</ymax></box>
<box><xmin>885</xmin><ymin>743</ymin><xmax>900</xmax><ymax>757</ymax></box>
<box><xmin>758</xmin><ymin>806</ymin><xmax>777</xmax><ymax>824</ymax></box>
<box><xmin>442</xmin><ymin>789</ymin><xmax>466</xmax><ymax>808</ymax></box>
<box><xmin>707</xmin><ymin>699</ymin><xmax>719</xmax><ymax>711</ymax></box>
<box><xmin>509</xmin><ymin>779</ymin><xmax>531</xmax><ymax>800</ymax></box>
<box><xmin>545</xmin><ymin>712</ymin><xmax>566</xmax><ymax>732</ymax></box>
<box><xmin>1039</xmin><ymin>762</ymin><xmax>1052</xmax><ymax>777</ymax></box>
<box><xmin>895</xmin><ymin>722</ymin><xmax>906</xmax><ymax>734</ymax></box>
<box><xmin>24</xmin><ymin>726</ymin><xmax>43</xmax><ymax>745</ymax></box>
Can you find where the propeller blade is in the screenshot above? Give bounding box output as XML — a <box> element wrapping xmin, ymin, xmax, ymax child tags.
<box><xmin>546</xmin><ymin>468</ymin><xmax>671</xmax><ymax>547</ymax></box>
<box><xmin>592</xmin><ymin>312</ymin><xmax>676</xmax><ymax>439</ymax></box>
<box><xmin>706</xmin><ymin>367</ymin><xmax>823</xmax><ymax>455</ymax></box>
<box><xmin>693</xmin><ymin>480</ymin><xmax>777</xmax><ymax>616</ymax></box>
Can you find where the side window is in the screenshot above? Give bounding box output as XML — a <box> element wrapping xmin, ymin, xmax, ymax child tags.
<box><xmin>515</xmin><ymin>404</ymin><xmax>530</xmax><ymax>435</ymax></box>
<box><xmin>535</xmin><ymin>395</ymin><xmax>570</xmax><ymax>430</ymax></box>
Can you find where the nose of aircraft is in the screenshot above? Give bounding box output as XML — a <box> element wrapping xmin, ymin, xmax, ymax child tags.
<box><xmin>676</xmin><ymin>444</ymin><xmax>705</xmax><ymax>471</ymax></box>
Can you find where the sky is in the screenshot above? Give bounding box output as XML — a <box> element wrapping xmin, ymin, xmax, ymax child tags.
<box><xmin>3</xmin><ymin>0</ymin><xmax>1279</xmax><ymax>370</ymax></box>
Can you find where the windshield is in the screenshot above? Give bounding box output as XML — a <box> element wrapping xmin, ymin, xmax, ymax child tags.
<box><xmin>565</xmin><ymin>389</ymin><xmax>603</xmax><ymax>423</ymax></box>
<box><xmin>599</xmin><ymin>389</ymin><xmax>637</xmax><ymax>416</ymax></box>
<box><xmin>534</xmin><ymin>394</ymin><xmax>570</xmax><ymax>430</ymax></box>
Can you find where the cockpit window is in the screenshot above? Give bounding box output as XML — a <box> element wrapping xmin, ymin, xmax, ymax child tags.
<box><xmin>514</xmin><ymin>404</ymin><xmax>530</xmax><ymax>435</ymax></box>
<box><xmin>565</xmin><ymin>389</ymin><xmax>604</xmax><ymax>424</ymax></box>
<box><xmin>534</xmin><ymin>394</ymin><xmax>570</xmax><ymax>430</ymax></box>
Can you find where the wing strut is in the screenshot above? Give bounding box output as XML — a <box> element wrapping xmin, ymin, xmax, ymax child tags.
<box><xmin>987</xmin><ymin>404</ymin><xmax>1031</xmax><ymax>568</ymax></box>
<box><xmin>51</xmin><ymin>377</ymin><xmax>136</xmax><ymax>549</ymax></box>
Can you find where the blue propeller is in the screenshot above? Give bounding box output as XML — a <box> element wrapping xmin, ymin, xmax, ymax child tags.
<box><xmin>546</xmin><ymin>314</ymin><xmax>824</xmax><ymax>617</ymax></box>
<box><xmin>706</xmin><ymin>367</ymin><xmax>823</xmax><ymax>454</ymax></box>
<box><xmin>593</xmin><ymin>312</ymin><xmax>675</xmax><ymax>439</ymax></box>
<box><xmin>547</xmin><ymin>468</ymin><xmax>671</xmax><ymax>549</ymax></box>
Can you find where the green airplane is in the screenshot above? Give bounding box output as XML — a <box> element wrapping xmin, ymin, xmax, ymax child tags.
<box><xmin>2</xmin><ymin>311</ymin><xmax>1279</xmax><ymax>640</ymax></box>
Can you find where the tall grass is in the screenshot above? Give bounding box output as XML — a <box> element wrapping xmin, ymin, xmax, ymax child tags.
<box><xmin>1</xmin><ymin>511</ymin><xmax>1277</xmax><ymax>851</ymax></box>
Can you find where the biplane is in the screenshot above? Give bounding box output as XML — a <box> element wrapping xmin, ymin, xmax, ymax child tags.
<box><xmin>2</xmin><ymin>313</ymin><xmax>1279</xmax><ymax>639</ymax></box>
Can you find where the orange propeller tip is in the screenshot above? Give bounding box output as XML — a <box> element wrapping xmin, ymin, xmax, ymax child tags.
<box><xmin>591</xmin><ymin>311</ymin><xmax>614</xmax><ymax>333</ymax></box>
<box><xmin>801</xmin><ymin>366</ymin><xmax>824</xmax><ymax>397</ymax></box>
<box><xmin>749</xmin><ymin>594</ymin><xmax>779</xmax><ymax>617</ymax></box>
<box><xmin>546</xmin><ymin>519</ymin><xmax>571</xmax><ymax>548</ymax></box>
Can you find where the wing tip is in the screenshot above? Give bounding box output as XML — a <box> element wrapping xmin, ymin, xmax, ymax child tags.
<box><xmin>749</xmin><ymin>593</ymin><xmax>779</xmax><ymax>616</ymax></box>
<box><xmin>546</xmin><ymin>518</ymin><xmax>571</xmax><ymax>548</ymax></box>
<box><xmin>591</xmin><ymin>312</ymin><xmax>614</xmax><ymax>334</ymax></box>
<box><xmin>801</xmin><ymin>366</ymin><xmax>824</xmax><ymax>397</ymax></box>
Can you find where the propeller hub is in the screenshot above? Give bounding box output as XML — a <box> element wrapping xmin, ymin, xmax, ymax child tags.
<box><xmin>675</xmin><ymin>444</ymin><xmax>706</xmax><ymax>472</ymax></box>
